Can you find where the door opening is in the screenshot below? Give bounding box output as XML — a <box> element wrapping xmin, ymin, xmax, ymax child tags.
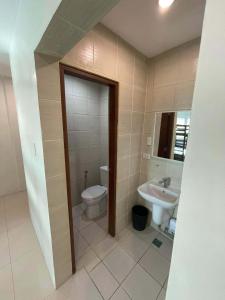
<box><xmin>59</xmin><ymin>64</ymin><xmax>118</xmax><ymax>273</ymax></box>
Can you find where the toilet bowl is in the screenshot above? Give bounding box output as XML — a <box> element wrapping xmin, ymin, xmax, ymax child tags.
<box><xmin>81</xmin><ymin>166</ymin><xmax>108</xmax><ymax>219</ymax></box>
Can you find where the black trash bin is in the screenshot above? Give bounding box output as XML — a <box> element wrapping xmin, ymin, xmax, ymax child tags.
<box><xmin>132</xmin><ymin>205</ymin><xmax>149</xmax><ymax>231</ymax></box>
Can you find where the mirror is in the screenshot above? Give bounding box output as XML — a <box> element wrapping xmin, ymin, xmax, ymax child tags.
<box><xmin>153</xmin><ymin>110</ymin><xmax>191</xmax><ymax>162</ymax></box>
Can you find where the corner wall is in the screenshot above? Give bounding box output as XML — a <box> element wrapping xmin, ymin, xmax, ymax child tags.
<box><xmin>35</xmin><ymin>24</ymin><xmax>148</xmax><ymax>242</ymax></box>
<box><xmin>10</xmin><ymin>0</ymin><xmax>62</xmax><ymax>287</ymax></box>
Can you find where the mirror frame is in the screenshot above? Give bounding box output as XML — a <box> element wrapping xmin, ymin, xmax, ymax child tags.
<box><xmin>152</xmin><ymin>110</ymin><xmax>191</xmax><ymax>163</ymax></box>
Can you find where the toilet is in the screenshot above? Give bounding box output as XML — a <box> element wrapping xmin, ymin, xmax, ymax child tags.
<box><xmin>81</xmin><ymin>166</ymin><xmax>108</xmax><ymax>219</ymax></box>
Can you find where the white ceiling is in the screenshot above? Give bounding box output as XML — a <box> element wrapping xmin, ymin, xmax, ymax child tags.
<box><xmin>0</xmin><ymin>0</ymin><xmax>20</xmax><ymax>76</ymax></box>
<box><xmin>102</xmin><ymin>0</ymin><xmax>206</xmax><ymax>57</ymax></box>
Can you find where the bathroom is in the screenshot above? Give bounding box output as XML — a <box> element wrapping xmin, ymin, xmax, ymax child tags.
<box><xmin>52</xmin><ymin>12</ymin><xmax>201</xmax><ymax>295</ymax></box>
<box><xmin>33</xmin><ymin>0</ymin><xmax>205</xmax><ymax>294</ymax></box>
<box><xmin>63</xmin><ymin>73</ymin><xmax>110</xmax><ymax>261</ymax></box>
<box><xmin>3</xmin><ymin>0</ymin><xmax>211</xmax><ymax>298</ymax></box>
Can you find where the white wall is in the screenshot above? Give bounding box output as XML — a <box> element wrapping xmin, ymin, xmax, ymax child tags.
<box><xmin>167</xmin><ymin>1</ymin><xmax>225</xmax><ymax>299</ymax></box>
<box><xmin>65</xmin><ymin>75</ymin><xmax>108</xmax><ymax>205</ymax></box>
<box><xmin>0</xmin><ymin>76</ymin><xmax>25</xmax><ymax>196</ymax></box>
<box><xmin>10</xmin><ymin>0</ymin><xmax>61</xmax><ymax>287</ymax></box>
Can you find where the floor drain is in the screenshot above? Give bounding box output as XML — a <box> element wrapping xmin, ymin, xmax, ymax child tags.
<box><xmin>152</xmin><ymin>238</ymin><xmax>162</xmax><ymax>248</ymax></box>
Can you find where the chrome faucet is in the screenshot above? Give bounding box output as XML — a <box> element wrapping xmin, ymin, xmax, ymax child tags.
<box><xmin>159</xmin><ymin>177</ymin><xmax>171</xmax><ymax>188</ymax></box>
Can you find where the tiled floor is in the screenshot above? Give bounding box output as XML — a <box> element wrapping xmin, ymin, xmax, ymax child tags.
<box><xmin>0</xmin><ymin>192</ymin><xmax>173</xmax><ymax>300</ymax></box>
<box><xmin>71</xmin><ymin>204</ymin><xmax>172</xmax><ymax>300</ymax></box>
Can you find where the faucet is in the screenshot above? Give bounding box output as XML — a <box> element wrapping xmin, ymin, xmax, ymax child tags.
<box><xmin>159</xmin><ymin>177</ymin><xmax>171</xmax><ymax>188</ymax></box>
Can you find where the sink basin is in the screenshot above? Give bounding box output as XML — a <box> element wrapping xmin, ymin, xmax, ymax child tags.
<box><xmin>138</xmin><ymin>181</ymin><xmax>180</xmax><ymax>225</ymax></box>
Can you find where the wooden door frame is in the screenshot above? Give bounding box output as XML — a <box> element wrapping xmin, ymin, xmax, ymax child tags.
<box><xmin>59</xmin><ymin>63</ymin><xmax>118</xmax><ymax>273</ymax></box>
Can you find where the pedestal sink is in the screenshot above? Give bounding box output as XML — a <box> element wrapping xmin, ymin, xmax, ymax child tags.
<box><xmin>137</xmin><ymin>181</ymin><xmax>180</xmax><ymax>225</ymax></box>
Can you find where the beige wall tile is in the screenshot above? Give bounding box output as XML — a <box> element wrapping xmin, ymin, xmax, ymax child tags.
<box><xmin>117</xmin><ymin>157</ymin><xmax>130</xmax><ymax>182</ymax></box>
<box><xmin>117</xmin><ymin>39</ymin><xmax>135</xmax><ymax>85</ymax></box>
<box><xmin>47</xmin><ymin>174</ymin><xmax>67</xmax><ymax>209</ymax></box>
<box><xmin>152</xmin><ymin>86</ymin><xmax>175</xmax><ymax>111</ymax></box>
<box><xmin>128</xmin><ymin>173</ymin><xmax>140</xmax><ymax>195</ymax></box>
<box><xmin>62</xmin><ymin>32</ymin><xmax>94</xmax><ymax>70</ymax></box>
<box><xmin>93</xmin><ymin>25</ymin><xmax>117</xmax><ymax>79</ymax></box>
<box><xmin>132</xmin><ymin>86</ymin><xmax>146</xmax><ymax>112</ymax></box>
<box><xmin>174</xmin><ymin>82</ymin><xmax>194</xmax><ymax>110</ymax></box>
<box><xmin>129</xmin><ymin>154</ymin><xmax>141</xmax><ymax>176</ymax></box>
<box><xmin>116</xmin><ymin>179</ymin><xmax>129</xmax><ymax>201</ymax></box>
<box><xmin>143</xmin><ymin>112</ymin><xmax>155</xmax><ymax>134</ymax></box>
<box><xmin>39</xmin><ymin>101</ymin><xmax>64</xmax><ymax>140</ymax></box>
<box><xmin>119</xmin><ymin>83</ymin><xmax>132</xmax><ymax>111</ymax></box>
<box><xmin>177</xmin><ymin>40</ymin><xmax>200</xmax><ymax>83</ymax></box>
<box><xmin>131</xmin><ymin>134</ymin><xmax>142</xmax><ymax>155</ymax></box>
<box><xmin>43</xmin><ymin>140</ymin><xmax>65</xmax><ymax>178</ymax></box>
<box><xmin>134</xmin><ymin>52</ymin><xmax>147</xmax><ymax>89</ymax></box>
<box><xmin>118</xmin><ymin>111</ymin><xmax>132</xmax><ymax>134</ymax></box>
<box><xmin>153</xmin><ymin>52</ymin><xmax>178</xmax><ymax>88</ymax></box>
<box><xmin>118</xmin><ymin>135</ymin><xmax>131</xmax><ymax>158</ymax></box>
<box><xmin>131</xmin><ymin>112</ymin><xmax>144</xmax><ymax>133</ymax></box>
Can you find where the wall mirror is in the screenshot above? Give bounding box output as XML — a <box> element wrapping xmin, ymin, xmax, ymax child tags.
<box><xmin>152</xmin><ymin>110</ymin><xmax>191</xmax><ymax>162</ymax></box>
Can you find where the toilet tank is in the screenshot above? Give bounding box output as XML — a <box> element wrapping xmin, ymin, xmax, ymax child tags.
<box><xmin>100</xmin><ymin>166</ymin><xmax>108</xmax><ymax>187</ymax></box>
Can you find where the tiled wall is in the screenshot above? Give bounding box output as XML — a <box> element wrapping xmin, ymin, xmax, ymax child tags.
<box><xmin>62</xmin><ymin>24</ymin><xmax>148</xmax><ymax>232</ymax></box>
<box><xmin>140</xmin><ymin>39</ymin><xmax>200</xmax><ymax>191</ymax></box>
<box><xmin>64</xmin><ymin>75</ymin><xmax>108</xmax><ymax>205</ymax></box>
<box><xmin>12</xmin><ymin>0</ymin><xmax>120</xmax><ymax>288</ymax></box>
<box><xmin>0</xmin><ymin>77</ymin><xmax>26</xmax><ymax>196</ymax></box>
<box><xmin>35</xmin><ymin>21</ymin><xmax>199</xmax><ymax>286</ymax></box>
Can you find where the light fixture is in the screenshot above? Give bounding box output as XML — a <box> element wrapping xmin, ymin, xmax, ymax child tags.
<box><xmin>159</xmin><ymin>0</ymin><xmax>175</xmax><ymax>8</ymax></box>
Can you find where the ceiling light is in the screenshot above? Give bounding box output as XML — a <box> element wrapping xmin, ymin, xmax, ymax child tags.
<box><xmin>159</xmin><ymin>0</ymin><xmax>175</xmax><ymax>8</ymax></box>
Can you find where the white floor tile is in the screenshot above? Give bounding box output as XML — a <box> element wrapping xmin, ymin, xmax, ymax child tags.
<box><xmin>0</xmin><ymin>231</ymin><xmax>10</xmax><ymax>269</ymax></box>
<box><xmin>122</xmin><ymin>265</ymin><xmax>161</xmax><ymax>300</ymax></box>
<box><xmin>140</xmin><ymin>247</ymin><xmax>170</xmax><ymax>285</ymax></box>
<box><xmin>0</xmin><ymin>264</ymin><xmax>14</xmax><ymax>300</ymax></box>
<box><xmin>164</xmin><ymin>278</ymin><xmax>168</xmax><ymax>290</ymax></box>
<box><xmin>119</xmin><ymin>232</ymin><xmax>149</xmax><ymax>261</ymax></box>
<box><xmin>111</xmin><ymin>287</ymin><xmax>131</xmax><ymax>300</ymax></box>
<box><xmin>90</xmin><ymin>263</ymin><xmax>119</xmax><ymax>300</ymax></box>
<box><xmin>153</xmin><ymin>234</ymin><xmax>173</xmax><ymax>260</ymax></box>
<box><xmin>76</xmin><ymin>248</ymin><xmax>100</xmax><ymax>272</ymax></box>
<box><xmin>80</xmin><ymin>223</ymin><xmax>106</xmax><ymax>246</ymax></box>
<box><xmin>45</xmin><ymin>289</ymin><xmax>69</xmax><ymax>300</ymax></box>
<box><xmin>0</xmin><ymin>199</ymin><xmax>6</xmax><ymax>234</ymax></box>
<box><xmin>130</xmin><ymin>226</ymin><xmax>159</xmax><ymax>245</ymax></box>
<box><xmin>12</xmin><ymin>248</ymin><xmax>54</xmax><ymax>300</ymax></box>
<box><xmin>8</xmin><ymin>220</ymin><xmax>40</xmax><ymax>262</ymax></box>
<box><xmin>96</xmin><ymin>215</ymin><xmax>108</xmax><ymax>231</ymax></box>
<box><xmin>93</xmin><ymin>235</ymin><xmax>117</xmax><ymax>259</ymax></box>
<box><xmin>103</xmin><ymin>247</ymin><xmax>135</xmax><ymax>283</ymax></box>
<box><xmin>74</xmin><ymin>233</ymin><xmax>89</xmax><ymax>260</ymax></box>
<box><xmin>74</xmin><ymin>213</ymin><xmax>94</xmax><ymax>231</ymax></box>
<box><xmin>157</xmin><ymin>288</ymin><xmax>166</xmax><ymax>300</ymax></box>
<box><xmin>59</xmin><ymin>268</ymin><xmax>103</xmax><ymax>300</ymax></box>
<box><xmin>116</xmin><ymin>227</ymin><xmax>132</xmax><ymax>240</ymax></box>
<box><xmin>4</xmin><ymin>192</ymin><xmax>30</xmax><ymax>230</ymax></box>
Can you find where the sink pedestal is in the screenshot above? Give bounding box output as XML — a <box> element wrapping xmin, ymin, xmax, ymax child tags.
<box><xmin>152</xmin><ymin>204</ymin><xmax>164</xmax><ymax>225</ymax></box>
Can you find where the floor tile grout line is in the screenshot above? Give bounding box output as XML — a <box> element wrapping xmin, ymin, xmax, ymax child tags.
<box><xmin>86</xmin><ymin>268</ymin><xmax>106</xmax><ymax>300</ymax></box>
<box><xmin>75</xmin><ymin>220</ymin><xmax>170</xmax><ymax>299</ymax></box>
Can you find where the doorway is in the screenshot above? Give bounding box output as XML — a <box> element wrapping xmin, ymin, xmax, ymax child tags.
<box><xmin>59</xmin><ymin>64</ymin><xmax>118</xmax><ymax>273</ymax></box>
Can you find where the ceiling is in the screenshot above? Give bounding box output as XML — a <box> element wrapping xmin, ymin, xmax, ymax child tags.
<box><xmin>0</xmin><ymin>0</ymin><xmax>20</xmax><ymax>76</ymax></box>
<box><xmin>102</xmin><ymin>0</ymin><xmax>206</xmax><ymax>57</ymax></box>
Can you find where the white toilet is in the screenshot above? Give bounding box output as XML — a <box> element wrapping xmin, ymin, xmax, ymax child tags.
<box><xmin>81</xmin><ymin>166</ymin><xmax>108</xmax><ymax>219</ymax></box>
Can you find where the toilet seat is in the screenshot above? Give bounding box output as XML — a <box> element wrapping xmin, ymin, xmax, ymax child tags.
<box><xmin>82</xmin><ymin>185</ymin><xmax>107</xmax><ymax>205</ymax></box>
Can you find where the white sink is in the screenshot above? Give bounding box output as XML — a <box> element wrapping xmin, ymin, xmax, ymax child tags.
<box><xmin>138</xmin><ymin>181</ymin><xmax>180</xmax><ymax>225</ymax></box>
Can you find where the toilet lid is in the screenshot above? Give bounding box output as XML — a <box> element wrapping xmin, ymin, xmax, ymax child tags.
<box><xmin>82</xmin><ymin>185</ymin><xmax>106</xmax><ymax>199</ymax></box>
